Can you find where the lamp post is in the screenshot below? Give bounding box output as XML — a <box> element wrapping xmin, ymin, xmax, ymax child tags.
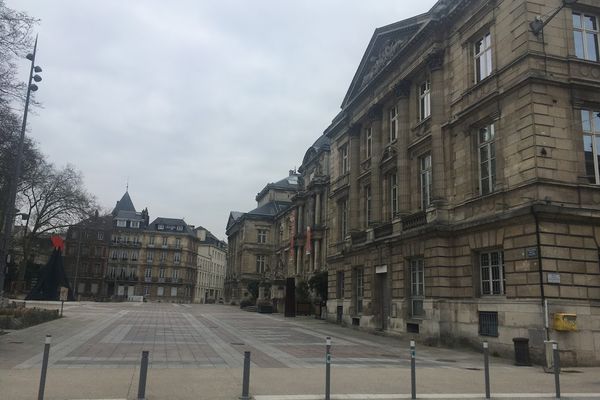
<box><xmin>0</xmin><ymin>35</ymin><xmax>42</xmax><ymax>300</ymax></box>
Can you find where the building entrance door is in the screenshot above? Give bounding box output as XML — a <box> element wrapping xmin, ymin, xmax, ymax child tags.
<box><xmin>375</xmin><ymin>267</ymin><xmax>390</xmax><ymax>330</ymax></box>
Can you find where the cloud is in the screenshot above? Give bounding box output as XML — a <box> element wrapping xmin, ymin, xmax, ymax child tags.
<box><xmin>8</xmin><ymin>0</ymin><xmax>437</xmax><ymax>239</ymax></box>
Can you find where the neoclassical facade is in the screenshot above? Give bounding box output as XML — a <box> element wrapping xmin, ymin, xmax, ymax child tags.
<box><xmin>322</xmin><ymin>0</ymin><xmax>600</xmax><ymax>366</ymax></box>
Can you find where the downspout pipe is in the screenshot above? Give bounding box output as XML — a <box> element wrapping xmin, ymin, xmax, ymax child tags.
<box><xmin>532</xmin><ymin>205</ymin><xmax>549</xmax><ymax>341</ymax></box>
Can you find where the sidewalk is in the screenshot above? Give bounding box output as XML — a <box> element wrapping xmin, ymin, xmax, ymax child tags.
<box><xmin>2</xmin><ymin>364</ymin><xmax>600</xmax><ymax>400</ymax></box>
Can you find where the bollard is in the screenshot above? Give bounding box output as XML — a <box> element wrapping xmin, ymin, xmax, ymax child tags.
<box><xmin>37</xmin><ymin>335</ymin><xmax>52</xmax><ymax>400</ymax></box>
<box><xmin>553</xmin><ymin>343</ymin><xmax>561</xmax><ymax>399</ymax></box>
<box><xmin>241</xmin><ymin>351</ymin><xmax>251</xmax><ymax>400</ymax></box>
<box><xmin>410</xmin><ymin>340</ymin><xmax>416</xmax><ymax>400</ymax></box>
<box><xmin>325</xmin><ymin>336</ymin><xmax>331</xmax><ymax>400</ymax></box>
<box><xmin>137</xmin><ymin>351</ymin><xmax>149</xmax><ymax>400</ymax></box>
<box><xmin>483</xmin><ymin>341</ymin><xmax>490</xmax><ymax>399</ymax></box>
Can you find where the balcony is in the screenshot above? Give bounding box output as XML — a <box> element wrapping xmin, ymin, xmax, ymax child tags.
<box><xmin>374</xmin><ymin>222</ymin><xmax>393</xmax><ymax>239</ymax></box>
<box><xmin>350</xmin><ymin>230</ymin><xmax>367</xmax><ymax>245</ymax></box>
<box><xmin>144</xmin><ymin>277</ymin><xmax>152</xmax><ymax>283</ymax></box>
<box><xmin>401</xmin><ymin>211</ymin><xmax>427</xmax><ymax>231</ymax></box>
<box><xmin>158</xmin><ymin>277</ymin><xmax>165</xmax><ymax>283</ymax></box>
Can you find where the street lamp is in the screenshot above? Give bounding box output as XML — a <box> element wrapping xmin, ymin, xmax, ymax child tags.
<box><xmin>530</xmin><ymin>0</ymin><xmax>578</xmax><ymax>36</ymax></box>
<box><xmin>0</xmin><ymin>35</ymin><xmax>42</xmax><ymax>300</ymax></box>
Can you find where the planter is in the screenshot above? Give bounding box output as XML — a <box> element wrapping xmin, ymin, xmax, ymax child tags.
<box><xmin>257</xmin><ymin>304</ymin><xmax>273</xmax><ymax>314</ymax></box>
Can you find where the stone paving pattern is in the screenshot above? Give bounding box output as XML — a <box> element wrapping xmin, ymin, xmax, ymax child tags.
<box><xmin>1</xmin><ymin>302</ymin><xmax>600</xmax><ymax>400</ymax></box>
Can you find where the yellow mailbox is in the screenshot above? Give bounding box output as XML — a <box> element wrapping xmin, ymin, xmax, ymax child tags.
<box><xmin>553</xmin><ymin>313</ymin><xmax>577</xmax><ymax>331</ymax></box>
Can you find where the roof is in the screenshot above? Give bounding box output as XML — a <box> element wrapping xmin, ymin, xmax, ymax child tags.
<box><xmin>301</xmin><ymin>134</ymin><xmax>330</xmax><ymax>170</ymax></box>
<box><xmin>255</xmin><ymin>173</ymin><xmax>299</xmax><ymax>202</ymax></box>
<box><xmin>114</xmin><ymin>210</ymin><xmax>143</xmax><ymax>220</ymax></box>
<box><xmin>112</xmin><ymin>191</ymin><xmax>136</xmax><ymax>215</ymax></box>
<box><xmin>147</xmin><ymin>217</ymin><xmax>194</xmax><ymax>234</ymax></box>
<box><xmin>248</xmin><ymin>200</ymin><xmax>292</xmax><ymax>217</ymax></box>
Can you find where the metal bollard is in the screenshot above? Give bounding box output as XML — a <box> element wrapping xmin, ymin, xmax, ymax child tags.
<box><xmin>241</xmin><ymin>351</ymin><xmax>251</xmax><ymax>400</ymax></box>
<box><xmin>410</xmin><ymin>340</ymin><xmax>416</xmax><ymax>400</ymax></box>
<box><xmin>553</xmin><ymin>343</ymin><xmax>561</xmax><ymax>399</ymax></box>
<box><xmin>483</xmin><ymin>341</ymin><xmax>490</xmax><ymax>399</ymax></box>
<box><xmin>325</xmin><ymin>336</ymin><xmax>331</xmax><ymax>400</ymax></box>
<box><xmin>137</xmin><ymin>351</ymin><xmax>149</xmax><ymax>400</ymax></box>
<box><xmin>37</xmin><ymin>335</ymin><xmax>52</xmax><ymax>400</ymax></box>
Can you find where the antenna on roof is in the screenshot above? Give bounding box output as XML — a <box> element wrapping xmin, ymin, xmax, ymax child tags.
<box><xmin>126</xmin><ymin>177</ymin><xmax>129</xmax><ymax>192</ymax></box>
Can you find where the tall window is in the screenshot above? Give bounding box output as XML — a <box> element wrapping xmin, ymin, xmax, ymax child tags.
<box><xmin>389</xmin><ymin>106</ymin><xmax>398</xmax><ymax>142</ymax></box>
<box><xmin>146</xmin><ymin>250</ymin><xmax>153</xmax><ymax>262</ymax></box>
<box><xmin>145</xmin><ymin>268</ymin><xmax>152</xmax><ymax>278</ymax></box>
<box><xmin>149</xmin><ymin>236</ymin><xmax>155</xmax><ymax>245</ymax></box>
<box><xmin>582</xmin><ymin>109</ymin><xmax>600</xmax><ymax>184</ymax></box>
<box><xmin>364</xmin><ymin>185</ymin><xmax>372</xmax><ymax>227</ymax></box>
<box><xmin>257</xmin><ymin>229</ymin><xmax>267</xmax><ymax>244</ymax></box>
<box><xmin>479</xmin><ymin>124</ymin><xmax>496</xmax><ymax>195</ymax></box>
<box><xmin>410</xmin><ymin>258</ymin><xmax>425</xmax><ymax>317</ymax></box>
<box><xmin>175</xmin><ymin>238</ymin><xmax>181</xmax><ymax>248</ymax></box>
<box><xmin>340</xmin><ymin>144</ymin><xmax>349</xmax><ymax>174</ymax></box>
<box><xmin>159</xmin><ymin>268</ymin><xmax>165</xmax><ymax>278</ymax></box>
<box><xmin>419</xmin><ymin>80</ymin><xmax>431</xmax><ymax>121</ymax></box>
<box><xmin>573</xmin><ymin>13</ymin><xmax>599</xmax><ymax>61</ymax></box>
<box><xmin>354</xmin><ymin>267</ymin><xmax>364</xmax><ymax>314</ymax></box>
<box><xmin>174</xmin><ymin>252</ymin><xmax>181</xmax><ymax>264</ymax></box>
<box><xmin>256</xmin><ymin>255</ymin><xmax>266</xmax><ymax>273</ymax></box>
<box><xmin>340</xmin><ymin>199</ymin><xmax>349</xmax><ymax>238</ymax></box>
<box><xmin>480</xmin><ymin>250</ymin><xmax>505</xmax><ymax>295</ymax></box>
<box><xmin>474</xmin><ymin>33</ymin><xmax>492</xmax><ymax>82</ymax></box>
<box><xmin>162</xmin><ymin>236</ymin><xmax>168</xmax><ymax>246</ymax></box>
<box><xmin>389</xmin><ymin>173</ymin><xmax>398</xmax><ymax>219</ymax></box>
<box><xmin>97</xmin><ymin>231</ymin><xmax>104</xmax><ymax>240</ymax></box>
<box><xmin>365</xmin><ymin>127</ymin><xmax>372</xmax><ymax>159</ymax></box>
<box><xmin>420</xmin><ymin>153</ymin><xmax>432</xmax><ymax>210</ymax></box>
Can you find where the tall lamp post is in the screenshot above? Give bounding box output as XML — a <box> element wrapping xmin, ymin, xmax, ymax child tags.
<box><xmin>0</xmin><ymin>35</ymin><xmax>42</xmax><ymax>300</ymax></box>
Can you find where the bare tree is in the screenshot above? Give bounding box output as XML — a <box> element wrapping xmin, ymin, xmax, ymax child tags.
<box><xmin>16</xmin><ymin>163</ymin><xmax>98</xmax><ymax>280</ymax></box>
<box><xmin>0</xmin><ymin>104</ymin><xmax>41</xmax><ymax>225</ymax></box>
<box><xmin>0</xmin><ymin>0</ymin><xmax>37</xmax><ymax>103</ymax></box>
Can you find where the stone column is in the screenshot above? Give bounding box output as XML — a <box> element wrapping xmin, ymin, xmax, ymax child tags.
<box><xmin>369</xmin><ymin>105</ymin><xmax>383</xmax><ymax>225</ymax></box>
<box><xmin>429</xmin><ymin>52</ymin><xmax>447</xmax><ymax>204</ymax></box>
<box><xmin>295</xmin><ymin>247</ymin><xmax>301</xmax><ymax>275</ymax></box>
<box><xmin>315</xmin><ymin>192</ymin><xmax>321</xmax><ymax>226</ymax></box>
<box><xmin>314</xmin><ymin>240</ymin><xmax>320</xmax><ymax>271</ymax></box>
<box><xmin>297</xmin><ymin>204</ymin><xmax>304</xmax><ymax>234</ymax></box>
<box><xmin>395</xmin><ymin>80</ymin><xmax>411</xmax><ymax>214</ymax></box>
<box><xmin>349</xmin><ymin>124</ymin><xmax>362</xmax><ymax>231</ymax></box>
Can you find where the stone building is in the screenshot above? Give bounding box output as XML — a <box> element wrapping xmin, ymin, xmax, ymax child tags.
<box><xmin>140</xmin><ymin>217</ymin><xmax>197</xmax><ymax>302</ymax></box>
<box><xmin>321</xmin><ymin>0</ymin><xmax>600</xmax><ymax>366</ymax></box>
<box><xmin>64</xmin><ymin>190</ymin><xmax>224</xmax><ymax>303</ymax></box>
<box><xmin>225</xmin><ymin>172</ymin><xmax>299</xmax><ymax>303</ymax></box>
<box><xmin>289</xmin><ymin>135</ymin><xmax>331</xmax><ymax>282</ymax></box>
<box><xmin>63</xmin><ymin>213</ymin><xmax>112</xmax><ymax>298</ymax></box>
<box><xmin>194</xmin><ymin>226</ymin><xmax>227</xmax><ymax>303</ymax></box>
<box><xmin>106</xmin><ymin>191</ymin><xmax>148</xmax><ymax>298</ymax></box>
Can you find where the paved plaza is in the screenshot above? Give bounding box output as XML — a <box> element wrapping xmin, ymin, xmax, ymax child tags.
<box><xmin>0</xmin><ymin>302</ymin><xmax>599</xmax><ymax>399</ymax></box>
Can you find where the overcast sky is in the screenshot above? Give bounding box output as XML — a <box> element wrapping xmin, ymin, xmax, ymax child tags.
<box><xmin>8</xmin><ymin>0</ymin><xmax>437</xmax><ymax>239</ymax></box>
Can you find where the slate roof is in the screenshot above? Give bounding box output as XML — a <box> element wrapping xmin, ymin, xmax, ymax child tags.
<box><xmin>248</xmin><ymin>200</ymin><xmax>292</xmax><ymax>217</ymax></box>
<box><xmin>146</xmin><ymin>217</ymin><xmax>194</xmax><ymax>234</ymax></box>
<box><xmin>112</xmin><ymin>191</ymin><xmax>136</xmax><ymax>215</ymax></box>
<box><xmin>255</xmin><ymin>174</ymin><xmax>299</xmax><ymax>202</ymax></box>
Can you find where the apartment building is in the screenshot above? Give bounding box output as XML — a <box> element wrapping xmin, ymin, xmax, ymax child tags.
<box><xmin>194</xmin><ymin>226</ymin><xmax>227</xmax><ymax>303</ymax></box>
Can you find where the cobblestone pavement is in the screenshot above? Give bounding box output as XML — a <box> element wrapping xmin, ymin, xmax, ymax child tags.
<box><xmin>1</xmin><ymin>301</ymin><xmax>494</xmax><ymax>370</ymax></box>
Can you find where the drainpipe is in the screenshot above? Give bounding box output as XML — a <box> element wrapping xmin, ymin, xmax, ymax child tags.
<box><xmin>531</xmin><ymin>205</ymin><xmax>549</xmax><ymax>341</ymax></box>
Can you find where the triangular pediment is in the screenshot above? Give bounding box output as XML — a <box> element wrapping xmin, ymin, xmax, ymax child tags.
<box><xmin>341</xmin><ymin>14</ymin><xmax>430</xmax><ymax>109</ymax></box>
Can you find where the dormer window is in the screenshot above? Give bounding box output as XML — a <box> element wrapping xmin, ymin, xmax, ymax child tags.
<box><xmin>157</xmin><ymin>224</ymin><xmax>164</xmax><ymax>230</ymax></box>
<box><xmin>131</xmin><ymin>221</ymin><xmax>140</xmax><ymax>228</ymax></box>
<box><xmin>116</xmin><ymin>220</ymin><xmax>126</xmax><ymax>227</ymax></box>
<box><xmin>176</xmin><ymin>225</ymin><xmax>183</xmax><ymax>231</ymax></box>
